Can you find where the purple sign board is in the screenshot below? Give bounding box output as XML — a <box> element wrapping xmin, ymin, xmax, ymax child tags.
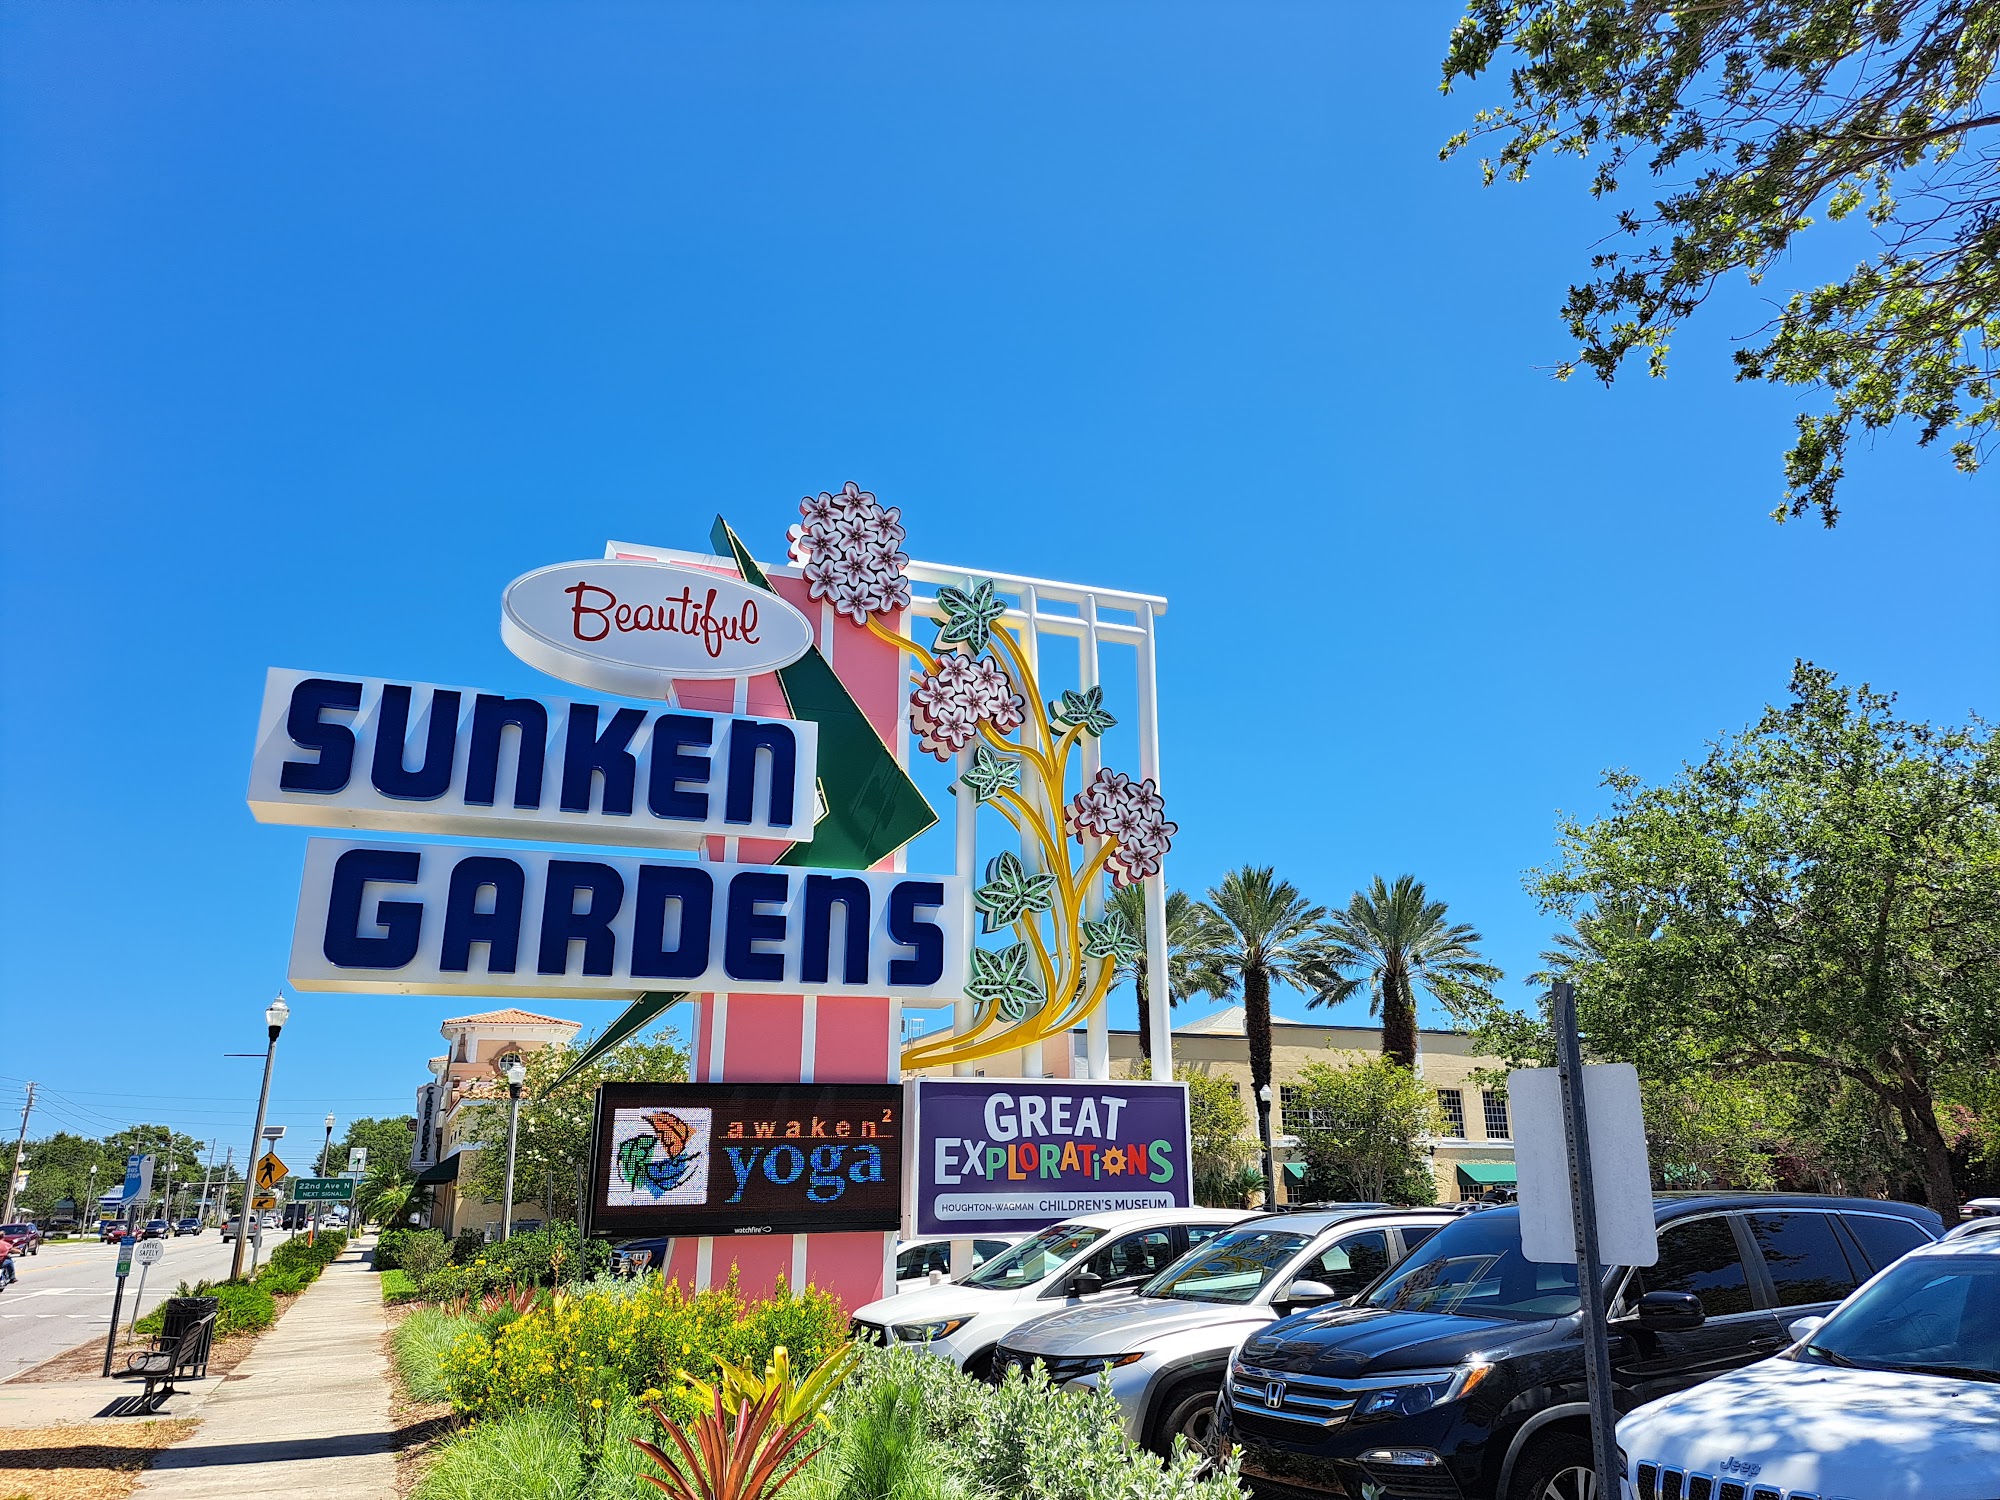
<box><xmin>904</xmin><ymin>1079</ymin><xmax>1193</xmax><ymax>1236</ymax></box>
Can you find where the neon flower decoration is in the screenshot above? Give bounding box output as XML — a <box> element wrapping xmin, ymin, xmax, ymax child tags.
<box><xmin>909</xmin><ymin>652</ymin><xmax>1027</xmax><ymax>759</ymax></box>
<box><xmin>822</xmin><ymin>490</ymin><xmax>1177</xmax><ymax>1071</ymax></box>
<box><xmin>1067</xmin><ymin>769</ymin><xmax>1177</xmax><ymax>887</ymax></box>
<box><xmin>787</xmin><ymin>481</ymin><xmax>912</xmax><ymax>625</ymax></box>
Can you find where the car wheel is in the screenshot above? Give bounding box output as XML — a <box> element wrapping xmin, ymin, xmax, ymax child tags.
<box><xmin>1509</xmin><ymin>1433</ymin><xmax>1600</xmax><ymax>1500</ymax></box>
<box><xmin>1149</xmin><ymin>1378</ymin><xmax>1221</xmax><ymax>1458</ymax></box>
<box><xmin>961</xmin><ymin>1348</ymin><xmax>998</xmax><ymax>1383</ymax></box>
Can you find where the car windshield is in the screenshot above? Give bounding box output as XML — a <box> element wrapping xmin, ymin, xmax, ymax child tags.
<box><xmin>1143</xmin><ymin>1229</ymin><xmax>1310</xmax><ymax>1304</ymax></box>
<box><xmin>1364</xmin><ymin>1212</ymin><xmax>1580</xmax><ymax>1322</ymax></box>
<box><xmin>961</xmin><ymin>1224</ymin><xmax>1107</xmax><ymax>1290</ymax></box>
<box><xmin>1797</xmin><ymin>1254</ymin><xmax>2000</xmax><ymax>1382</ymax></box>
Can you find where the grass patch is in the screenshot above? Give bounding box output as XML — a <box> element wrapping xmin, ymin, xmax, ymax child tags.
<box><xmin>0</xmin><ymin>1419</ymin><xmax>197</xmax><ymax>1500</ymax></box>
<box><xmin>393</xmin><ymin>1307</ymin><xmax>479</xmax><ymax>1406</ymax></box>
<box><xmin>381</xmin><ymin>1268</ymin><xmax>419</xmax><ymax>1303</ymax></box>
<box><xmin>410</xmin><ymin>1404</ymin><xmax>651</xmax><ymax>1500</ymax></box>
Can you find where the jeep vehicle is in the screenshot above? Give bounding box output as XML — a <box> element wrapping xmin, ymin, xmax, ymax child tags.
<box><xmin>1216</xmin><ymin>1193</ymin><xmax>1941</xmax><ymax>1500</ymax></box>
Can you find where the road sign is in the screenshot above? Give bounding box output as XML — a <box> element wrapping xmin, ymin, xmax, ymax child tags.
<box><xmin>345</xmin><ymin>1146</ymin><xmax>368</xmax><ymax>1176</ymax></box>
<box><xmin>136</xmin><ymin>1239</ymin><xmax>165</xmax><ymax>1267</ymax></box>
<box><xmin>1512</xmin><ymin>1060</ymin><xmax>1658</xmax><ymax>1268</ymax></box>
<box><xmin>251</xmin><ymin>1191</ymin><xmax>279</xmax><ymax>1211</ymax></box>
<box><xmin>255</xmin><ymin>1152</ymin><xmax>289</xmax><ymax>1190</ymax></box>
<box><xmin>121</xmin><ymin>1153</ymin><xmax>154</xmax><ymax>1206</ymax></box>
<box><xmin>294</xmin><ymin>1177</ymin><xmax>354</xmax><ymax>1202</ymax></box>
<box><xmin>115</xmin><ymin>1239</ymin><xmax>134</xmax><ymax>1276</ymax></box>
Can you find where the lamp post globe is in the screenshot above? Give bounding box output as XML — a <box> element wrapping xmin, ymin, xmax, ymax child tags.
<box><xmin>501</xmin><ymin>1061</ymin><xmax>527</xmax><ymax>1242</ymax></box>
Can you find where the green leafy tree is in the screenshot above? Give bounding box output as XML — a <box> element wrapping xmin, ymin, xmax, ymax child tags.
<box><xmin>1203</xmin><ymin>868</ymin><xmax>1335</xmax><ymax>1194</ymax></box>
<box><xmin>1316</xmin><ymin>875</ymin><xmax>1503</xmax><ymax>1070</ymax></box>
<box><xmin>1107</xmin><ymin>883</ymin><xmax>1236</xmax><ymax>1061</ymax></box>
<box><xmin>330</xmin><ymin>1115</ymin><xmax>415</xmax><ymax>1176</ymax></box>
<box><xmin>1533</xmin><ymin>663</ymin><xmax>2000</xmax><ymax>1221</ymax></box>
<box><xmin>358</xmin><ymin>1160</ymin><xmax>418</xmax><ymax>1229</ymax></box>
<box><xmin>462</xmin><ymin>1035</ymin><xmax>690</xmax><ymax>1219</ymax></box>
<box><xmin>1172</xmin><ymin>1065</ymin><xmax>1258</xmax><ymax>1207</ymax></box>
<box><xmin>1289</xmin><ymin>1058</ymin><xmax>1443</xmax><ymax>1206</ymax></box>
<box><xmin>16</xmin><ymin>1132</ymin><xmax>122</xmax><ymax>1220</ymax></box>
<box><xmin>1442</xmin><ymin>0</ymin><xmax>2000</xmax><ymax>523</ymax></box>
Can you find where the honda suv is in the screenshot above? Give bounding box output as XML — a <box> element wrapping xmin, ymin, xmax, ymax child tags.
<box><xmin>1216</xmin><ymin>1193</ymin><xmax>1940</xmax><ymax>1500</ymax></box>
<box><xmin>994</xmin><ymin>1206</ymin><xmax>1454</xmax><ymax>1456</ymax></box>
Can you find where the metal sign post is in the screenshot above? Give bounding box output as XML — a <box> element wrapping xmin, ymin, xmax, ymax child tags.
<box><xmin>129</xmin><ymin>1238</ymin><xmax>165</xmax><ymax>1334</ymax></box>
<box><xmin>102</xmin><ymin>1235</ymin><xmax>135</xmax><ymax>1376</ymax></box>
<box><xmin>1552</xmin><ymin>979</ymin><xmax>1623</xmax><ymax>1497</ymax></box>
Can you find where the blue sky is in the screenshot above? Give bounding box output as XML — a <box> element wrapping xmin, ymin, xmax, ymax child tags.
<box><xmin>3</xmin><ymin>3</ymin><xmax>1993</xmax><ymax>1160</ymax></box>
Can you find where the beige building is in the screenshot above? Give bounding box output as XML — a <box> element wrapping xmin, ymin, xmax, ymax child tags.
<box><xmin>411</xmin><ymin>1007</ymin><xmax>580</xmax><ymax>1239</ymax></box>
<box><xmin>1095</xmin><ymin>1007</ymin><xmax>1518</xmax><ymax>1206</ymax></box>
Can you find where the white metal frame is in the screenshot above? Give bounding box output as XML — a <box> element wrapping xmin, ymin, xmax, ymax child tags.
<box><xmin>604</xmin><ymin>539</ymin><xmax>1173</xmax><ymax>1083</ymax></box>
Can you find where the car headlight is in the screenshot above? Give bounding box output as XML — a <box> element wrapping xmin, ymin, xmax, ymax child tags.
<box><xmin>891</xmin><ymin>1316</ymin><xmax>971</xmax><ymax>1343</ymax></box>
<box><xmin>1349</xmin><ymin>1363</ymin><xmax>1493</xmax><ymax>1421</ymax></box>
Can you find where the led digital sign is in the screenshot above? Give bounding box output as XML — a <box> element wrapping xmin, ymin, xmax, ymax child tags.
<box><xmin>584</xmin><ymin>1083</ymin><xmax>904</xmax><ymax>1238</ymax></box>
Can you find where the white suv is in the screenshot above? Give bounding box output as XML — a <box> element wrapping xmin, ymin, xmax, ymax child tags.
<box><xmin>850</xmin><ymin>1207</ymin><xmax>1251</xmax><ymax>1377</ymax></box>
<box><xmin>1619</xmin><ymin>1230</ymin><xmax>2000</xmax><ymax>1499</ymax></box>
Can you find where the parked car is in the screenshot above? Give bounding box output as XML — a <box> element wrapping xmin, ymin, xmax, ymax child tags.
<box><xmin>1960</xmin><ymin>1196</ymin><xmax>2000</xmax><ymax>1219</ymax></box>
<box><xmin>850</xmin><ymin>1207</ymin><xmax>1254</xmax><ymax>1378</ymax></box>
<box><xmin>894</xmin><ymin>1235</ymin><xmax>1021</xmax><ymax>1293</ymax></box>
<box><xmin>1944</xmin><ymin>1215</ymin><xmax>2000</xmax><ymax>1244</ymax></box>
<box><xmin>1620</xmin><ymin>1228</ymin><xmax>2000</xmax><ymax>1500</ymax></box>
<box><xmin>995</xmin><ymin>1206</ymin><xmax>1455</xmax><ymax>1455</ymax></box>
<box><xmin>173</xmin><ymin>1217</ymin><xmax>201</xmax><ymax>1236</ymax></box>
<box><xmin>0</xmin><ymin>1223</ymin><xmax>43</xmax><ymax>1255</ymax></box>
<box><xmin>1217</xmin><ymin>1193</ymin><xmax>1942</xmax><ymax>1500</ymax></box>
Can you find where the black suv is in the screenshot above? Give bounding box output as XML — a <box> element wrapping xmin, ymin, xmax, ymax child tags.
<box><xmin>1217</xmin><ymin>1193</ymin><xmax>1940</xmax><ymax>1500</ymax></box>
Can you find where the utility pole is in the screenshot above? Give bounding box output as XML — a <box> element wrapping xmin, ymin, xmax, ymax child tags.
<box><xmin>196</xmin><ymin>1139</ymin><xmax>219</xmax><ymax>1225</ymax></box>
<box><xmin>2</xmin><ymin>1082</ymin><xmax>34</xmax><ymax>1226</ymax></box>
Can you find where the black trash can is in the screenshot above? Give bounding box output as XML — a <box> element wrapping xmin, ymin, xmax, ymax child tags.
<box><xmin>158</xmin><ymin>1296</ymin><xmax>219</xmax><ymax>1377</ymax></box>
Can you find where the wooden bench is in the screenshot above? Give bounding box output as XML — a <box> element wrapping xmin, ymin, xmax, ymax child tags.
<box><xmin>125</xmin><ymin>1310</ymin><xmax>216</xmax><ymax>1411</ymax></box>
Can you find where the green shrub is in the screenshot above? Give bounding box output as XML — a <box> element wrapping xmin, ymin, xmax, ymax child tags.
<box><xmin>393</xmin><ymin>1306</ymin><xmax>480</xmax><ymax>1404</ymax></box>
<box><xmin>449</xmin><ymin>1230</ymin><xmax>487</xmax><ymax>1265</ymax></box>
<box><xmin>417</xmin><ymin>1260</ymin><xmax>496</xmax><ymax>1305</ymax></box>
<box><xmin>399</xmin><ymin>1230</ymin><xmax>452</xmax><ymax>1281</ymax></box>
<box><xmin>817</xmin><ymin>1347</ymin><xmax>1244</xmax><ymax>1500</ymax></box>
<box><xmin>212</xmin><ymin>1280</ymin><xmax>277</xmax><ymax>1336</ymax></box>
<box><xmin>440</xmin><ymin>1276</ymin><xmax>848</xmax><ymax>1421</ymax></box>
<box><xmin>375</xmin><ymin>1228</ymin><xmax>414</xmax><ymax>1271</ymax></box>
<box><xmin>381</xmin><ymin>1268</ymin><xmax>420</xmax><ymax>1303</ymax></box>
<box><xmin>267</xmin><ymin>1231</ymin><xmax>346</xmax><ymax>1275</ymax></box>
<box><xmin>255</xmin><ymin>1267</ymin><xmax>313</xmax><ymax>1296</ymax></box>
<box><xmin>410</xmin><ymin>1399</ymin><xmax>654</xmax><ymax>1500</ymax></box>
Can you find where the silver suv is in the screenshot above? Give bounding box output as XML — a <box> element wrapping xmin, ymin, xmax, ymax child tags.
<box><xmin>995</xmin><ymin>1205</ymin><xmax>1454</xmax><ymax>1455</ymax></box>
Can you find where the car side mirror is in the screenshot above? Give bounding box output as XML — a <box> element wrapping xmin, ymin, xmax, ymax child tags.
<box><xmin>1635</xmin><ymin>1291</ymin><xmax>1705</xmax><ymax>1331</ymax></box>
<box><xmin>1068</xmin><ymin>1270</ymin><xmax>1106</xmax><ymax>1298</ymax></box>
<box><xmin>1787</xmin><ymin>1314</ymin><xmax>1824</xmax><ymax>1344</ymax></box>
<box><xmin>1275</xmin><ymin>1278</ymin><xmax>1342</xmax><ymax>1311</ymax></box>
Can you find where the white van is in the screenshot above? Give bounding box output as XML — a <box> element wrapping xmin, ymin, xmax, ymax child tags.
<box><xmin>1619</xmin><ymin>1231</ymin><xmax>2000</xmax><ymax>1499</ymax></box>
<box><xmin>850</xmin><ymin>1207</ymin><xmax>1250</xmax><ymax>1377</ymax></box>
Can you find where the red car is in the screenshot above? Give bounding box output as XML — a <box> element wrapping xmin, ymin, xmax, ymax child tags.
<box><xmin>0</xmin><ymin>1224</ymin><xmax>41</xmax><ymax>1255</ymax></box>
<box><xmin>99</xmin><ymin>1220</ymin><xmax>131</xmax><ymax>1243</ymax></box>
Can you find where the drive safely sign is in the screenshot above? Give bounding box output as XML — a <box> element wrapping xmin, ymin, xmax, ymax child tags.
<box><xmin>903</xmin><ymin>1079</ymin><xmax>1192</xmax><ymax>1236</ymax></box>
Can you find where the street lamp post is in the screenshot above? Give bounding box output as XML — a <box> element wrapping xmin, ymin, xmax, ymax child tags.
<box><xmin>311</xmin><ymin>1112</ymin><xmax>335</xmax><ymax>1245</ymax></box>
<box><xmin>1256</xmin><ymin>1083</ymin><xmax>1276</xmax><ymax>1210</ymax></box>
<box><xmin>500</xmin><ymin>1061</ymin><xmax>526</xmax><ymax>1241</ymax></box>
<box><xmin>229</xmin><ymin>996</ymin><xmax>289</xmax><ymax>1282</ymax></box>
<box><xmin>87</xmin><ymin>1164</ymin><xmax>98</xmax><ymax>1230</ymax></box>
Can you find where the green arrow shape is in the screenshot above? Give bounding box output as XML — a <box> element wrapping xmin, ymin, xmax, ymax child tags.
<box><xmin>711</xmin><ymin>515</ymin><xmax>937</xmax><ymax>871</ymax></box>
<box><xmin>548</xmin><ymin>991</ymin><xmax>687</xmax><ymax>1092</ymax></box>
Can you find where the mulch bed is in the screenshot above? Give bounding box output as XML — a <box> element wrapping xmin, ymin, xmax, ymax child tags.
<box><xmin>0</xmin><ymin>1419</ymin><xmax>198</xmax><ymax>1500</ymax></box>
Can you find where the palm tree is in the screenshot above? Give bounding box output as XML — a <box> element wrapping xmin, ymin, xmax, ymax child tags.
<box><xmin>1317</xmin><ymin>874</ymin><xmax>1503</xmax><ymax>1070</ymax></box>
<box><xmin>1108</xmin><ymin>883</ymin><xmax>1236</xmax><ymax>1061</ymax></box>
<box><xmin>357</xmin><ymin>1161</ymin><xmax>417</xmax><ymax>1230</ymax></box>
<box><xmin>1204</xmin><ymin>867</ymin><xmax>1335</xmax><ymax>1205</ymax></box>
<box><xmin>1533</xmin><ymin>898</ymin><xmax>1661</xmax><ymax>987</ymax></box>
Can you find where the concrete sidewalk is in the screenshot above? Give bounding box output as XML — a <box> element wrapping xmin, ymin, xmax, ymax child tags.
<box><xmin>135</xmin><ymin>1238</ymin><xmax>395</xmax><ymax>1500</ymax></box>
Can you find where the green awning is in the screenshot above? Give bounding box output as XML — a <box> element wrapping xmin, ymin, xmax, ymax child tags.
<box><xmin>1455</xmin><ymin>1162</ymin><xmax>1517</xmax><ymax>1186</ymax></box>
<box><xmin>1281</xmin><ymin>1162</ymin><xmax>1308</xmax><ymax>1183</ymax></box>
<box><xmin>414</xmin><ymin>1154</ymin><xmax>461</xmax><ymax>1186</ymax></box>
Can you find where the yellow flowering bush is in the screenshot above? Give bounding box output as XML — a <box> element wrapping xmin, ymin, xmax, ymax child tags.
<box><xmin>439</xmin><ymin>1275</ymin><xmax>847</xmax><ymax>1426</ymax></box>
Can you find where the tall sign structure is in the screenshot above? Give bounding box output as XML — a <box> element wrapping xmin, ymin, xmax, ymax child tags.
<box><xmin>251</xmin><ymin>486</ymin><xmax>1174</xmax><ymax>1305</ymax></box>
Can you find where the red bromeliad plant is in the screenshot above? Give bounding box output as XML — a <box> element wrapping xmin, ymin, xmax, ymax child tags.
<box><xmin>633</xmin><ymin>1380</ymin><xmax>822</xmax><ymax>1500</ymax></box>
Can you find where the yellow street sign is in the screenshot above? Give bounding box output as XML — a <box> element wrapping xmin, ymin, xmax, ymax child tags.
<box><xmin>255</xmin><ymin>1153</ymin><xmax>289</xmax><ymax>1190</ymax></box>
<box><xmin>251</xmin><ymin>1192</ymin><xmax>279</xmax><ymax>1211</ymax></box>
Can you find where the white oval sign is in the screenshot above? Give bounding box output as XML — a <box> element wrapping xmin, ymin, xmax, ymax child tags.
<box><xmin>501</xmin><ymin>558</ymin><xmax>815</xmax><ymax>696</ymax></box>
<box><xmin>136</xmin><ymin>1239</ymin><xmax>165</xmax><ymax>1266</ymax></box>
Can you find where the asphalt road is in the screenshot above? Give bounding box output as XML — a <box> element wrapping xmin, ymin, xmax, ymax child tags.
<box><xmin>0</xmin><ymin>1229</ymin><xmax>300</xmax><ymax>1383</ymax></box>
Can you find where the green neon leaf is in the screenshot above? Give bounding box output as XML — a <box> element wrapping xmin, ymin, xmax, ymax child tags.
<box><xmin>1050</xmin><ymin>686</ymin><xmax>1117</xmax><ymax>738</ymax></box>
<box><xmin>957</xmin><ymin>744</ymin><xmax>1021</xmax><ymax>804</ymax></box>
<box><xmin>974</xmin><ymin>850</ymin><xmax>1059</xmax><ymax>933</ymax></box>
<box><xmin>1081</xmin><ymin>909</ymin><xmax>1143</xmax><ymax>966</ymax></box>
<box><xmin>934</xmin><ymin>579</ymin><xmax>1007</xmax><ymax>656</ymax></box>
<box><xmin>966</xmin><ymin>943</ymin><xmax>1043</xmax><ymax>1021</ymax></box>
